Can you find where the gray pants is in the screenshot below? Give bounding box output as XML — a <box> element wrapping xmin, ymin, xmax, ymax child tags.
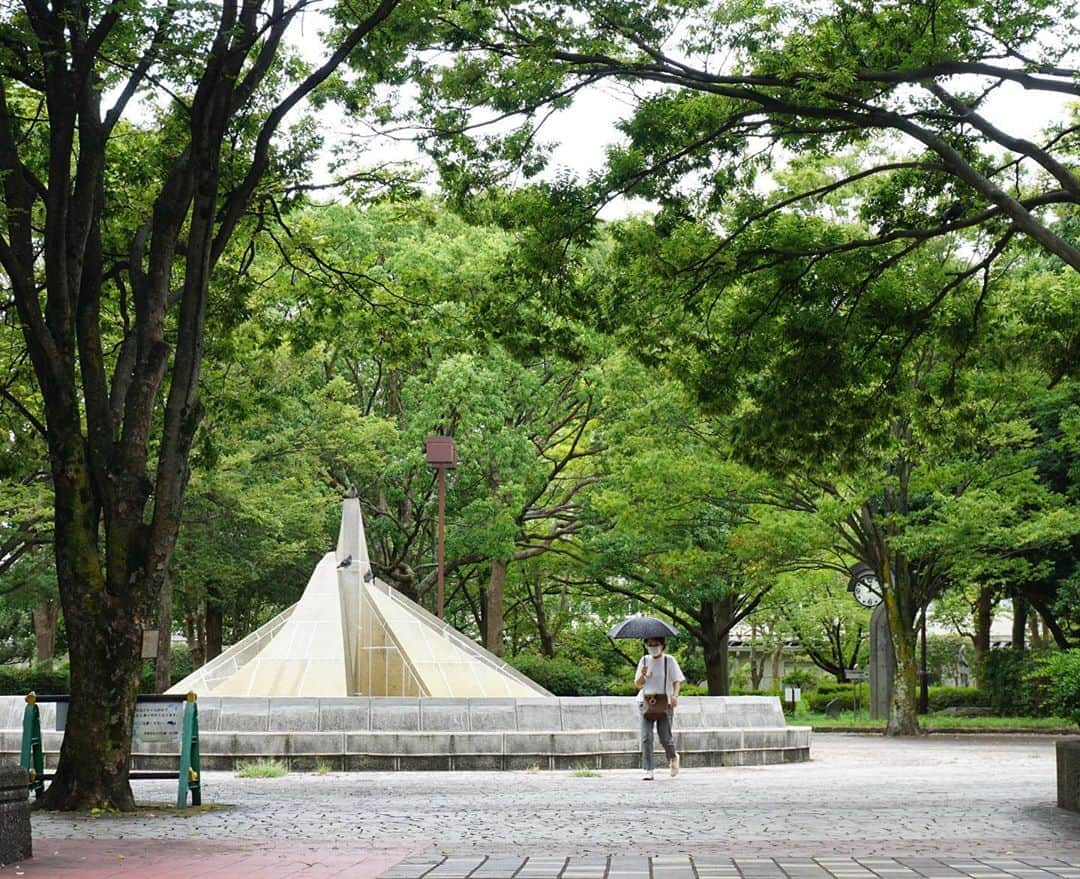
<box><xmin>641</xmin><ymin>710</ymin><xmax>676</xmax><ymax>771</ymax></box>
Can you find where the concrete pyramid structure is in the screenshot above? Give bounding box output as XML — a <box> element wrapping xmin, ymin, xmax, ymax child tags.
<box><xmin>168</xmin><ymin>498</ymin><xmax>550</xmax><ymax>698</ymax></box>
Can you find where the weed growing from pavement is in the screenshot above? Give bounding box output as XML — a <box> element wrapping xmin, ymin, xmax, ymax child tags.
<box><xmin>236</xmin><ymin>759</ymin><xmax>287</xmax><ymax>778</ymax></box>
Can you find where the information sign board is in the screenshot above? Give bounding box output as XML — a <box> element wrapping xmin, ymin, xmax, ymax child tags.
<box><xmin>132</xmin><ymin>701</ymin><xmax>183</xmax><ymax>745</ymax></box>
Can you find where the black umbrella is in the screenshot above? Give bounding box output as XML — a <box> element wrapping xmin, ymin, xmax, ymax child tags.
<box><xmin>607</xmin><ymin>615</ymin><xmax>680</xmax><ymax>640</ymax></box>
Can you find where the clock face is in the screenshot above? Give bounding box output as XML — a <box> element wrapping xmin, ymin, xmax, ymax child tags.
<box><xmin>853</xmin><ymin>577</ymin><xmax>883</xmax><ymax>607</ymax></box>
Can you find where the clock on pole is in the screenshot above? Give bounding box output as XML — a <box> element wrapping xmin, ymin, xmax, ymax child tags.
<box><xmin>847</xmin><ymin>564</ymin><xmax>883</xmax><ymax>608</ymax></box>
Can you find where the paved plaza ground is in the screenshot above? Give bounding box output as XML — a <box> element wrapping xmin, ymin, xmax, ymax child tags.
<box><xmin>4</xmin><ymin>734</ymin><xmax>1079</xmax><ymax>877</ymax></box>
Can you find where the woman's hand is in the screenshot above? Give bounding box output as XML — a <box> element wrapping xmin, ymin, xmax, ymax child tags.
<box><xmin>669</xmin><ymin>695</ymin><xmax>678</xmax><ymax>709</ymax></box>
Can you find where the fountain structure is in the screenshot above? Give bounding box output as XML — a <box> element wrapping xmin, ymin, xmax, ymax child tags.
<box><xmin>0</xmin><ymin>499</ymin><xmax>811</xmax><ymax>771</ymax></box>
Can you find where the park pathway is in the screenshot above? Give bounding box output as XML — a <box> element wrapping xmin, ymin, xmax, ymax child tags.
<box><xmin>5</xmin><ymin>734</ymin><xmax>1079</xmax><ymax>877</ymax></box>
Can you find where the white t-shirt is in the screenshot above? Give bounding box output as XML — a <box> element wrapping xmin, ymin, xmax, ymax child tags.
<box><xmin>636</xmin><ymin>654</ymin><xmax>685</xmax><ymax>702</ymax></box>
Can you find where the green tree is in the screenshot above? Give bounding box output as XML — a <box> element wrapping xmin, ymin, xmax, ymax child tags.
<box><xmin>765</xmin><ymin>571</ymin><xmax>870</xmax><ymax>684</ymax></box>
<box><xmin>589</xmin><ymin>182</ymin><xmax>1077</xmax><ymax>732</ymax></box>
<box><xmin>235</xmin><ymin>200</ymin><xmax>606</xmax><ymax>655</ymax></box>
<box><xmin>574</xmin><ymin>355</ymin><xmax>808</xmax><ymax>694</ymax></box>
<box><xmin>0</xmin><ymin>0</ymin><xmax>431</xmax><ymax>809</ymax></box>
<box><xmin>421</xmin><ymin>0</ymin><xmax>1080</xmax><ymax>284</ymax></box>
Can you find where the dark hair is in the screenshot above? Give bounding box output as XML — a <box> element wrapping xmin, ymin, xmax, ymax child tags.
<box><xmin>643</xmin><ymin>637</ymin><xmax>666</xmax><ymax>648</ymax></box>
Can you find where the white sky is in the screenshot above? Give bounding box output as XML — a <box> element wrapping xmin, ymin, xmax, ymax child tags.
<box><xmin>287</xmin><ymin>8</ymin><xmax>1074</xmax><ymax>219</ymax></box>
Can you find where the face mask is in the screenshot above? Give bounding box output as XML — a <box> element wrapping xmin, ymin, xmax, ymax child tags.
<box><xmin>647</xmin><ymin>645</ymin><xmax>662</xmax><ymax>657</ymax></box>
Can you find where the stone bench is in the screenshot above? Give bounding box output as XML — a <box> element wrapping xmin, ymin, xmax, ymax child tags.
<box><xmin>0</xmin><ymin>764</ymin><xmax>31</xmax><ymax>866</ymax></box>
<box><xmin>1059</xmin><ymin>738</ymin><xmax>1080</xmax><ymax>812</ymax></box>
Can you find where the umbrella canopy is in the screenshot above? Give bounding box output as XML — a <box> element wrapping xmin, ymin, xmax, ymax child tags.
<box><xmin>607</xmin><ymin>615</ymin><xmax>680</xmax><ymax>640</ymax></box>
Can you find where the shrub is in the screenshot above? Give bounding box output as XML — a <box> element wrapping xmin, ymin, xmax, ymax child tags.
<box><xmin>1026</xmin><ymin>650</ymin><xmax>1080</xmax><ymax>725</ymax></box>
<box><xmin>607</xmin><ymin>678</ymin><xmax>638</xmax><ymax>696</ymax></box>
<box><xmin>807</xmin><ymin>684</ymin><xmax>855</xmax><ymax>713</ymax></box>
<box><xmin>508</xmin><ymin>653</ymin><xmax>608</xmax><ymax>696</ymax></box>
<box><xmin>980</xmin><ymin>649</ymin><xmax>1039</xmax><ymax>716</ymax></box>
<box><xmin>3</xmin><ymin>643</ymin><xmax>196</xmax><ymax>697</ymax></box>
<box><xmin>0</xmin><ymin>663</ymin><xmax>70</xmax><ymax>696</ymax></box>
<box><xmin>927</xmin><ymin>686</ymin><xmax>989</xmax><ymax>712</ymax></box>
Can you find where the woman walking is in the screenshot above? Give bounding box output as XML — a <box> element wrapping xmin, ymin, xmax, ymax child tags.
<box><xmin>635</xmin><ymin>636</ymin><xmax>685</xmax><ymax>780</ymax></box>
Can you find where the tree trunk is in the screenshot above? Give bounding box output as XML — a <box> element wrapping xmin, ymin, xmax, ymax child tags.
<box><xmin>185</xmin><ymin>611</ymin><xmax>206</xmax><ymax>669</ymax></box>
<box><xmin>973</xmin><ymin>585</ymin><xmax>993</xmax><ymax>681</ymax></box>
<box><xmin>1028</xmin><ymin>614</ymin><xmax>1045</xmax><ymax>649</ymax></box>
<box><xmin>701</xmin><ymin>598</ymin><xmax>734</xmax><ymax>695</ymax></box>
<box><xmin>32</xmin><ymin>600</ymin><xmax>59</xmax><ymax>667</ymax></box>
<box><xmin>154</xmin><ymin>572</ymin><xmax>173</xmax><ymax>693</ymax></box>
<box><xmin>41</xmin><ymin>465</ymin><xmax>145</xmax><ymax>811</ymax></box>
<box><xmin>205</xmin><ymin>585</ymin><xmax>224</xmax><ymax>662</ymax></box>
<box><xmin>770</xmin><ymin>642</ymin><xmax>784</xmax><ymax>689</ymax></box>
<box><xmin>1011</xmin><ymin>593</ymin><xmax>1027</xmax><ymax>651</ymax></box>
<box><xmin>883</xmin><ymin>566</ymin><xmax>920</xmax><ymax>736</ymax></box>
<box><xmin>485</xmin><ymin>560</ymin><xmax>508</xmax><ymax>656</ymax></box>
<box><xmin>704</xmin><ymin>631</ymin><xmax>730</xmax><ymax>696</ymax></box>
<box><xmin>532</xmin><ymin>577</ymin><xmax>556</xmax><ymax>658</ymax></box>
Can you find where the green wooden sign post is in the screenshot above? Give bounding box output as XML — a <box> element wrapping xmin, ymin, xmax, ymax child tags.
<box><xmin>19</xmin><ymin>692</ymin><xmax>202</xmax><ymax>809</ymax></box>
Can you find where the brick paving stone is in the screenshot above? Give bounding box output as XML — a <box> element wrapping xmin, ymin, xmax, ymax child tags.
<box><xmin>562</xmin><ymin>856</ymin><xmax>609</xmax><ymax>879</ymax></box>
<box><xmin>472</xmin><ymin>857</ymin><xmax>529</xmax><ymax>878</ymax></box>
<box><xmin>516</xmin><ymin>857</ymin><xmax>570</xmax><ymax>879</ymax></box>
<box><xmin>426</xmin><ymin>857</ymin><xmax>487</xmax><ymax>879</ymax></box>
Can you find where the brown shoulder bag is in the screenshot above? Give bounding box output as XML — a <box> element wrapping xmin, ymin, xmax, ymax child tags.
<box><xmin>642</xmin><ymin>655</ymin><xmax>669</xmax><ymax>720</ymax></box>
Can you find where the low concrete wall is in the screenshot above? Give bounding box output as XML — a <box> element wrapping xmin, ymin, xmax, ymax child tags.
<box><xmin>1059</xmin><ymin>738</ymin><xmax>1080</xmax><ymax>812</ymax></box>
<box><xmin>0</xmin><ymin>696</ymin><xmax>811</xmax><ymax>772</ymax></box>
<box><xmin>0</xmin><ymin>763</ymin><xmax>31</xmax><ymax>866</ymax></box>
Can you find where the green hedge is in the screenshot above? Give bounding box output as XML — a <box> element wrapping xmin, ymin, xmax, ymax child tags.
<box><xmin>0</xmin><ymin>663</ymin><xmax>69</xmax><ymax>696</ymax></box>
<box><xmin>980</xmin><ymin>648</ymin><xmax>1080</xmax><ymax>719</ymax></box>
<box><xmin>1026</xmin><ymin>650</ymin><xmax>1080</xmax><ymax>724</ymax></box>
<box><xmin>980</xmin><ymin>649</ymin><xmax>1039</xmax><ymax>715</ymax></box>
<box><xmin>807</xmin><ymin>684</ymin><xmax>856</xmax><ymax>712</ymax></box>
<box><xmin>0</xmin><ymin>643</ymin><xmax>197</xmax><ymax>697</ymax></box>
<box><xmin>927</xmin><ymin>686</ymin><xmax>989</xmax><ymax>711</ymax></box>
<box><xmin>607</xmin><ymin>678</ymin><xmax>638</xmax><ymax>696</ymax></box>
<box><xmin>508</xmin><ymin>653</ymin><xmax>609</xmax><ymax>696</ymax></box>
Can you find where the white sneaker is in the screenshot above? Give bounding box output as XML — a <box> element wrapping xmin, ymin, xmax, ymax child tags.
<box><xmin>642</xmin><ymin>770</ymin><xmax>654</xmax><ymax>781</ymax></box>
<box><xmin>669</xmin><ymin>754</ymin><xmax>680</xmax><ymax>777</ymax></box>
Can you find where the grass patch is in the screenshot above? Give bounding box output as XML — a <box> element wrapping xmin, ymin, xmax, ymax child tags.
<box><xmin>315</xmin><ymin>760</ymin><xmax>334</xmax><ymax>775</ymax></box>
<box><xmin>923</xmin><ymin>714</ymin><xmax>1077</xmax><ymax>730</ymax></box>
<box><xmin>570</xmin><ymin>766</ymin><xmax>601</xmax><ymax>777</ymax></box>
<box><xmin>798</xmin><ymin>710</ymin><xmax>1078</xmax><ymax>731</ymax></box>
<box><xmin>524</xmin><ymin>764</ymin><xmax>540</xmax><ymax>774</ymax></box>
<box><xmin>236</xmin><ymin>758</ymin><xmax>287</xmax><ymax>778</ymax></box>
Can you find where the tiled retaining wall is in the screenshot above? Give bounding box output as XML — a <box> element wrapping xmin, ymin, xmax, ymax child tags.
<box><xmin>0</xmin><ymin>696</ymin><xmax>811</xmax><ymax>771</ymax></box>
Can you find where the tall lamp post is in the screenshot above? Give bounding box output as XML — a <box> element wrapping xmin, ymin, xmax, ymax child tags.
<box><xmin>425</xmin><ymin>436</ymin><xmax>458</xmax><ymax>620</ymax></box>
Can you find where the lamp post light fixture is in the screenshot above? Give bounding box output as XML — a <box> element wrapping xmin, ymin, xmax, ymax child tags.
<box><xmin>425</xmin><ymin>436</ymin><xmax>458</xmax><ymax>620</ymax></box>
